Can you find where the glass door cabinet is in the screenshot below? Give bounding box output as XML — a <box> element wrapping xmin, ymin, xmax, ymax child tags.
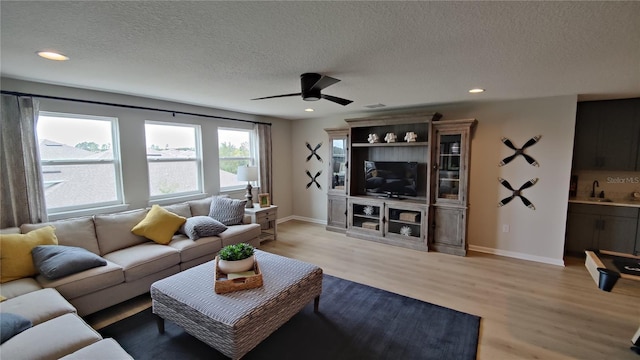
<box><xmin>325</xmin><ymin>128</ymin><xmax>349</xmax><ymax>233</ymax></box>
<box><xmin>431</xmin><ymin>119</ymin><xmax>477</xmax><ymax>256</ymax></box>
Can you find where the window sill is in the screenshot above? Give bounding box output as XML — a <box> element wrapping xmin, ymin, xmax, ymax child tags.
<box><xmin>47</xmin><ymin>204</ymin><xmax>131</xmax><ymax>221</ymax></box>
<box><xmin>148</xmin><ymin>193</ymin><xmax>210</xmax><ymax>206</ymax></box>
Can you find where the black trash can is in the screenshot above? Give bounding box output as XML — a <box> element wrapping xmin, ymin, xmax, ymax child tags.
<box><xmin>597</xmin><ymin>268</ymin><xmax>620</xmax><ymax>292</ymax></box>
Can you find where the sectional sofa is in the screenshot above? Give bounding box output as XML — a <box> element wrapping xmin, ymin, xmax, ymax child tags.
<box><xmin>0</xmin><ymin>195</ymin><xmax>262</xmax><ymax>359</ymax></box>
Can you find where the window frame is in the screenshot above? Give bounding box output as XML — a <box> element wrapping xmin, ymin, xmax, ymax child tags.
<box><xmin>38</xmin><ymin>111</ymin><xmax>125</xmax><ymax>215</ymax></box>
<box><xmin>218</xmin><ymin>126</ymin><xmax>259</xmax><ymax>192</ymax></box>
<box><xmin>145</xmin><ymin>120</ymin><xmax>204</xmax><ymax>201</ymax></box>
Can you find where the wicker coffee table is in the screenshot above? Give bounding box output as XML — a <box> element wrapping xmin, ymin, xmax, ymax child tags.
<box><xmin>150</xmin><ymin>250</ymin><xmax>323</xmax><ymax>359</ymax></box>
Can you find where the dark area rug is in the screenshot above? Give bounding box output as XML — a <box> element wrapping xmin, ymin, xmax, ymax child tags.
<box><xmin>100</xmin><ymin>274</ymin><xmax>480</xmax><ymax>360</ymax></box>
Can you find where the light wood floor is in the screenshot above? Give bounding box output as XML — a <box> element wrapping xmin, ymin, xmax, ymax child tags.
<box><xmin>87</xmin><ymin>220</ymin><xmax>640</xmax><ymax>359</ymax></box>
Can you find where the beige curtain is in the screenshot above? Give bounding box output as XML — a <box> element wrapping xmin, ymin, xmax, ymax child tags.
<box><xmin>0</xmin><ymin>94</ymin><xmax>47</xmax><ymax>228</ymax></box>
<box><xmin>256</xmin><ymin>123</ymin><xmax>272</xmax><ymax>203</ymax></box>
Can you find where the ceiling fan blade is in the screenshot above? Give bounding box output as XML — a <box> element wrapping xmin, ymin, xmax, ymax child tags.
<box><xmin>322</xmin><ymin>94</ymin><xmax>353</xmax><ymax>106</ymax></box>
<box><xmin>310</xmin><ymin>75</ymin><xmax>340</xmax><ymax>91</ymax></box>
<box><xmin>251</xmin><ymin>93</ymin><xmax>301</xmax><ymax>101</ymax></box>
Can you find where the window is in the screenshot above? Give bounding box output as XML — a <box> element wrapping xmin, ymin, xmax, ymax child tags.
<box><xmin>218</xmin><ymin>128</ymin><xmax>257</xmax><ymax>190</ymax></box>
<box><xmin>145</xmin><ymin>122</ymin><xmax>202</xmax><ymax>199</ymax></box>
<box><xmin>37</xmin><ymin>112</ymin><xmax>123</xmax><ymax>213</ymax></box>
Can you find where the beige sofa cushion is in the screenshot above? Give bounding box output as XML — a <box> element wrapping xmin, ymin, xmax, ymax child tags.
<box><xmin>0</xmin><ymin>227</ymin><xmax>20</xmax><ymax>234</ymax></box>
<box><xmin>60</xmin><ymin>338</ymin><xmax>133</xmax><ymax>360</ymax></box>
<box><xmin>103</xmin><ymin>243</ymin><xmax>180</xmax><ymax>282</ymax></box>
<box><xmin>218</xmin><ymin>223</ymin><xmax>262</xmax><ymax>247</ymax></box>
<box><xmin>94</xmin><ymin>209</ymin><xmax>148</xmax><ymax>255</ymax></box>
<box><xmin>36</xmin><ymin>260</ymin><xmax>124</xmax><ymax>300</ymax></box>
<box><xmin>187</xmin><ymin>197</ymin><xmax>213</xmax><ymax>216</ymax></box>
<box><xmin>162</xmin><ymin>203</ymin><xmax>192</xmax><ymax>218</ymax></box>
<box><xmin>0</xmin><ymin>313</ymin><xmax>102</xmax><ymax>360</ymax></box>
<box><xmin>168</xmin><ymin>234</ymin><xmax>222</xmax><ymax>263</ymax></box>
<box><xmin>0</xmin><ymin>278</ymin><xmax>42</xmax><ymax>299</ymax></box>
<box><xmin>0</xmin><ymin>288</ymin><xmax>76</xmax><ymax>326</ymax></box>
<box><xmin>20</xmin><ymin>217</ymin><xmax>101</xmax><ymax>255</ymax></box>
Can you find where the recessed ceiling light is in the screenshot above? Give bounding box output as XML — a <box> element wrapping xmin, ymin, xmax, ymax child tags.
<box><xmin>305</xmin><ymin>108</ymin><xmax>314</xmax><ymax>112</ymax></box>
<box><xmin>469</xmin><ymin>88</ymin><xmax>485</xmax><ymax>94</ymax></box>
<box><xmin>37</xmin><ymin>51</ymin><xmax>69</xmax><ymax>61</ymax></box>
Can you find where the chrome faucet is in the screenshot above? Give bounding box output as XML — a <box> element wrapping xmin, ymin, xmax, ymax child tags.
<box><xmin>591</xmin><ymin>180</ymin><xmax>599</xmax><ymax>198</ymax></box>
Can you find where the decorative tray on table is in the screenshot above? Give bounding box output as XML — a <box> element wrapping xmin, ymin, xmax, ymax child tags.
<box><xmin>214</xmin><ymin>256</ymin><xmax>263</xmax><ymax>294</ymax></box>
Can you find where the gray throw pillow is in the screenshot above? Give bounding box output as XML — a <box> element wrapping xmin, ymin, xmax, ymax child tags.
<box><xmin>32</xmin><ymin>245</ymin><xmax>107</xmax><ymax>280</ymax></box>
<box><xmin>209</xmin><ymin>196</ymin><xmax>247</xmax><ymax>226</ymax></box>
<box><xmin>181</xmin><ymin>216</ymin><xmax>228</xmax><ymax>240</ymax></box>
<box><xmin>0</xmin><ymin>313</ymin><xmax>32</xmax><ymax>344</ymax></box>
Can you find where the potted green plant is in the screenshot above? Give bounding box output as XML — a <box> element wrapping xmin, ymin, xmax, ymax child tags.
<box><xmin>217</xmin><ymin>243</ymin><xmax>255</xmax><ymax>274</ymax></box>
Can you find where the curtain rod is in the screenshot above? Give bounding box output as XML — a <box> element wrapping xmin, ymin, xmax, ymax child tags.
<box><xmin>1</xmin><ymin>90</ymin><xmax>272</xmax><ymax>126</ymax></box>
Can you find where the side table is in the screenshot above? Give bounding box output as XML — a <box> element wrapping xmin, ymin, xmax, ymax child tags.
<box><xmin>245</xmin><ymin>205</ymin><xmax>277</xmax><ymax>242</ymax></box>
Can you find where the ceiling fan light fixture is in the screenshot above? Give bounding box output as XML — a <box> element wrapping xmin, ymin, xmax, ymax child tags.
<box><xmin>37</xmin><ymin>50</ymin><xmax>69</xmax><ymax>61</ymax></box>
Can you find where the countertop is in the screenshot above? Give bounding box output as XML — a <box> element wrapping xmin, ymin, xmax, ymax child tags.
<box><xmin>568</xmin><ymin>198</ymin><xmax>640</xmax><ymax>208</ymax></box>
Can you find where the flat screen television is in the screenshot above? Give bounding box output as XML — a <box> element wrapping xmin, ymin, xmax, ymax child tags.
<box><xmin>364</xmin><ymin>161</ymin><xmax>418</xmax><ymax>197</ymax></box>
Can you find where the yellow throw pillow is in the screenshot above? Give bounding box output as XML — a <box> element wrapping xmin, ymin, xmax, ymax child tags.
<box><xmin>0</xmin><ymin>226</ymin><xmax>58</xmax><ymax>283</ymax></box>
<box><xmin>131</xmin><ymin>205</ymin><xmax>186</xmax><ymax>245</ymax></box>
<box><xmin>0</xmin><ymin>295</ymin><xmax>6</xmax><ymax>302</ymax></box>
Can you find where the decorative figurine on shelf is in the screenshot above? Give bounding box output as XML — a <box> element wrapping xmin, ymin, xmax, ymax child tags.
<box><xmin>400</xmin><ymin>226</ymin><xmax>412</xmax><ymax>236</ymax></box>
<box><xmin>404</xmin><ymin>132</ymin><xmax>417</xmax><ymax>142</ymax></box>
<box><xmin>384</xmin><ymin>132</ymin><xmax>397</xmax><ymax>143</ymax></box>
<box><xmin>367</xmin><ymin>134</ymin><xmax>379</xmax><ymax>143</ymax></box>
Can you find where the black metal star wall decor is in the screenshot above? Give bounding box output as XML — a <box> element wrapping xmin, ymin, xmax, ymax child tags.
<box><xmin>306</xmin><ymin>170</ymin><xmax>322</xmax><ymax>189</ymax></box>
<box><xmin>306</xmin><ymin>142</ymin><xmax>323</xmax><ymax>162</ymax></box>
<box><xmin>498</xmin><ymin>177</ymin><xmax>538</xmax><ymax>210</ymax></box>
<box><xmin>499</xmin><ymin>135</ymin><xmax>541</xmax><ymax>167</ymax></box>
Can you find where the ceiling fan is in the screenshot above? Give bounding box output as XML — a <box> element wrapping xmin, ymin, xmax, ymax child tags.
<box><xmin>251</xmin><ymin>73</ymin><xmax>353</xmax><ymax>106</ymax></box>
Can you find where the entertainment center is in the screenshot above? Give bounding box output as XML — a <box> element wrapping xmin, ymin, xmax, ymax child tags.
<box><xmin>325</xmin><ymin>112</ymin><xmax>477</xmax><ymax>255</ymax></box>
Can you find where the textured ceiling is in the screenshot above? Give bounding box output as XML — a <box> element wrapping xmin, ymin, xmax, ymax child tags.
<box><xmin>1</xmin><ymin>1</ymin><xmax>639</xmax><ymax>120</ymax></box>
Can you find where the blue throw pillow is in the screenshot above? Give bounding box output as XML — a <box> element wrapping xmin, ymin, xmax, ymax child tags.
<box><xmin>181</xmin><ymin>216</ymin><xmax>228</xmax><ymax>240</ymax></box>
<box><xmin>32</xmin><ymin>245</ymin><xmax>107</xmax><ymax>280</ymax></box>
<box><xmin>0</xmin><ymin>313</ymin><xmax>32</xmax><ymax>344</ymax></box>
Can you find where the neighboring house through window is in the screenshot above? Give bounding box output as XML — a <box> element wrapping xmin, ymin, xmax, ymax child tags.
<box><xmin>145</xmin><ymin>121</ymin><xmax>203</xmax><ymax>200</ymax></box>
<box><xmin>37</xmin><ymin>112</ymin><xmax>124</xmax><ymax>214</ymax></box>
<box><xmin>218</xmin><ymin>127</ymin><xmax>257</xmax><ymax>191</ymax></box>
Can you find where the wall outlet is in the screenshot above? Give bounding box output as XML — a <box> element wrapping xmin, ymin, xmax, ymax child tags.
<box><xmin>502</xmin><ymin>224</ymin><xmax>510</xmax><ymax>233</ymax></box>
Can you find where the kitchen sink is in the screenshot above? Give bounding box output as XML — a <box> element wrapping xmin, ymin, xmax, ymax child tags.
<box><xmin>587</xmin><ymin>197</ymin><xmax>613</xmax><ymax>202</ymax></box>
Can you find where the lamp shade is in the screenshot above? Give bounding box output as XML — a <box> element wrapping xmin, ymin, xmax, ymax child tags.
<box><xmin>237</xmin><ymin>166</ymin><xmax>258</xmax><ymax>182</ymax></box>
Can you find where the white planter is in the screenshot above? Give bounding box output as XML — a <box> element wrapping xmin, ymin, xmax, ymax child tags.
<box><xmin>218</xmin><ymin>255</ymin><xmax>255</xmax><ymax>274</ymax></box>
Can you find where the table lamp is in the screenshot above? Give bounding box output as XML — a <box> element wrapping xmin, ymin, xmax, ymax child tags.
<box><xmin>237</xmin><ymin>165</ymin><xmax>258</xmax><ymax>208</ymax></box>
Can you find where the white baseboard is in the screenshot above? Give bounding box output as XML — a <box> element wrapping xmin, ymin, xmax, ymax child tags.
<box><xmin>284</xmin><ymin>215</ymin><xmax>326</xmax><ymax>225</ymax></box>
<box><xmin>469</xmin><ymin>245</ymin><xmax>565</xmax><ymax>267</ymax></box>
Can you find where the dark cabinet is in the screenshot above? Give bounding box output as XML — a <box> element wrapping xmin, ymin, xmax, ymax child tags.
<box><xmin>573</xmin><ymin>98</ymin><xmax>640</xmax><ymax>171</ymax></box>
<box><xmin>636</xmin><ymin>226</ymin><xmax>640</xmax><ymax>256</ymax></box>
<box><xmin>565</xmin><ymin>203</ymin><xmax>638</xmax><ymax>255</ymax></box>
